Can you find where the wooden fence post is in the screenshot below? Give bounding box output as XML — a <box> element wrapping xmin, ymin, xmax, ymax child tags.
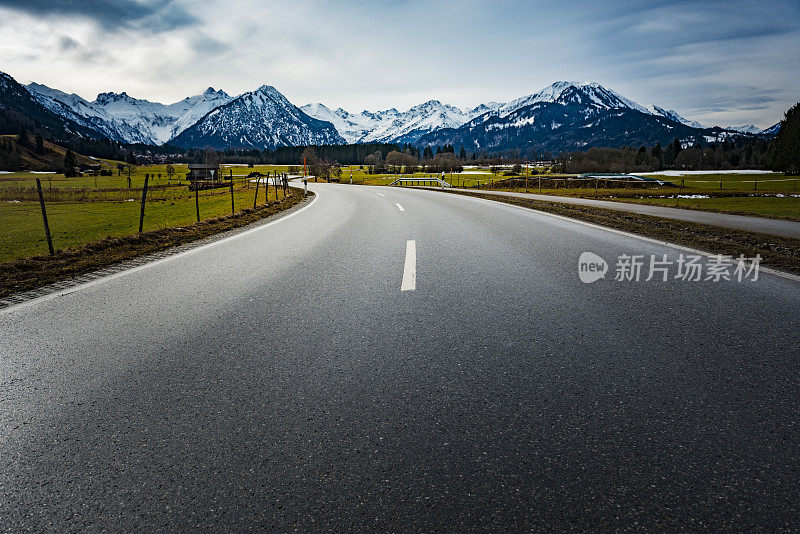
<box><xmin>230</xmin><ymin>175</ymin><xmax>235</xmax><ymax>214</ymax></box>
<box><xmin>195</xmin><ymin>184</ymin><xmax>200</xmax><ymax>222</ymax></box>
<box><xmin>36</xmin><ymin>178</ymin><xmax>54</xmax><ymax>255</ymax></box>
<box><xmin>138</xmin><ymin>175</ymin><xmax>149</xmax><ymax>233</ymax></box>
<box><xmin>253</xmin><ymin>175</ymin><xmax>260</xmax><ymax>208</ymax></box>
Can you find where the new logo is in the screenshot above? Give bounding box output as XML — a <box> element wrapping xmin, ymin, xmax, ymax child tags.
<box><xmin>578</xmin><ymin>252</ymin><xmax>608</xmax><ymax>283</ymax></box>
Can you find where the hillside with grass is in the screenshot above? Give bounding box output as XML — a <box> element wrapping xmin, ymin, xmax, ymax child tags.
<box><xmin>0</xmin><ymin>134</ymin><xmax>101</xmax><ymax>171</ymax></box>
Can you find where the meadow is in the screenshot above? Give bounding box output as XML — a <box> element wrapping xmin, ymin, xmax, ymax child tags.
<box><xmin>0</xmin><ymin>167</ymin><xmax>290</xmax><ymax>261</ymax></box>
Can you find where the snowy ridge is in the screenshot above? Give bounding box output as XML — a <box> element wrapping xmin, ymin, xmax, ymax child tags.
<box><xmin>650</xmin><ymin>106</ymin><xmax>705</xmax><ymax>129</ymax></box>
<box><xmin>27</xmin><ymin>83</ymin><xmax>232</xmax><ymax>145</ymax></box>
<box><xmin>301</xmin><ymin>99</ymin><xmax>500</xmax><ymax>144</ymax></box>
<box><xmin>170</xmin><ymin>85</ymin><xmax>344</xmax><ymax>150</ymax></box>
<box><xmin>10</xmin><ymin>73</ymin><xmax>780</xmax><ymax>149</ymax></box>
<box><xmin>726</xmin><ymin>124</ymin><xmax>762</xmax><ymax>135</ymax></box>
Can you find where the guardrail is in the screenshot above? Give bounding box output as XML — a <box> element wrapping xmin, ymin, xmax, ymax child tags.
<box><xmin>389</xmin><ymin>177</ymin><xmax>452</xmax><ymax>187</ymax></box>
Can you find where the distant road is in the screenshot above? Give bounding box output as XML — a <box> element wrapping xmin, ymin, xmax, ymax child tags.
<box><xmin>1</xmin><ymin>183</ymin><xmax>798</xmax><ymax>531</ymax></box>
<box><xmin>445</xmin><ymin>187</ymin><xmax>800</xmax><ymax>238</ymax></box>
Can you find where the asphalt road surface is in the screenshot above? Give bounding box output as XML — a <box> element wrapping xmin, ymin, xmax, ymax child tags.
<box><xmin>1</xmin><ymin>183</ymin><xmax>798</xmax><ymax>532</ymax></box>
<box><xmin>446</xmin><ymin>187</ymin><xmax>800</xmax><ymax>239</ymax></box>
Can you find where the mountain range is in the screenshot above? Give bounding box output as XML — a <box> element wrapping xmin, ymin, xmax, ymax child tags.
<box><xmin>0</xmin><ymin>70</ymin><xmax>781</xmax><ymax>154</ymax></box>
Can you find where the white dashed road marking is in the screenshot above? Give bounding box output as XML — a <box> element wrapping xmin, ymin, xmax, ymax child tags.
<box><xmin>401</xmin><ymin>240</ymin><xmax>416</xmax><ymax>291</ymax></box>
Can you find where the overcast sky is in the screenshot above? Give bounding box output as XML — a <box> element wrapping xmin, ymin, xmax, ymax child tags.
<box><xmin>1</xmin><ymin>0</ymin><xmax>798</xmax><ymax>128</ymax></box>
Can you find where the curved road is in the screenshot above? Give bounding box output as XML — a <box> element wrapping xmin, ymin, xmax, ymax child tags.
<box><xmin>1</xmin><ymin>183</ymin><xmax>798</xmax><ymax>531</ymax></box>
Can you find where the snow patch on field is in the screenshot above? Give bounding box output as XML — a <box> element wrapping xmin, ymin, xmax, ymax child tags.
<box><xmin>639</xmin><ymin>170</ymin><xmax>778</xmax><ymax>176</ymax></box>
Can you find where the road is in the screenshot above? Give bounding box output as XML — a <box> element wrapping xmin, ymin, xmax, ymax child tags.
<box><xmin>1</xmin><ymin>183</ymin><xmax>798</xmax><ymax>531</ymax></box>
<box><xmin>445</xmin><ymin>187</ymin><xmax>800</xmax><ymax>239</ymax></box>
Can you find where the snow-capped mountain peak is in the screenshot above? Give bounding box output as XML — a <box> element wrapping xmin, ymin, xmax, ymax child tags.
<box><xmin>302</xmin><ymin>99</ymin><xmax>481</xmax><ymax>144</ymax></box>
<box><xmin>761</xmin><ymin>122</ymin><xmax>781</xmax><ymax>135</ymax></box>
<box><xmin>171</xmin><ymin>84</ymin><xmax>343</xmax><ymax>150</ymax></box>
<box><xmin>494</xmin><ymin>81</ymin><xmax>649</xmax><ymax>120</ymax></box>
<box><xmin>650</xmin><ymin>106</ymin><xmax>704</xmax><ymax>129</ymax></box>
<box><xmin>726</xmin><ymin>124</ymin><xmax>762</xmax><ymax>135</ymax></box>
<box><xmin>25</xmin><ymin>83</ymin><xmax>235</xmax><ymax>145</ymax></box>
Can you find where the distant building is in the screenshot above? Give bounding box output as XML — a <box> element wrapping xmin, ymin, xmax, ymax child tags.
<box><xmin>188</xmin><ymin>163</ymin><xmax>226</xmax><ymax>189</ymax></box>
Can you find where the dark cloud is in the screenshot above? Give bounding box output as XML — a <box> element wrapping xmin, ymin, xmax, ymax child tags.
<box><xmin>0</xmin><ymin>0</ymin><xmax>197</xmax><ymax>31</ymax></box>
<box><xmin>57</xmin><ymin>35</ymin><xmax>79</xmax><ymax>52</ymax></box>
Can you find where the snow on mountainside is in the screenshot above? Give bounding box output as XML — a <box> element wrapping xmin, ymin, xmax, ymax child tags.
<box><xmin>761</xmin><ymin>122</ymin><xmax>781</xmax><ymax>135</ymax></box>
<box><xmin>650</xmin><ymin>106</ymin><xmax>705</xmax><ymax>129</ymax></box>
<box><xmin>27</xmin><ymin>83</ymin><xmax>153</xmax><ymax>144</ymax></box>
<box><xmin>12</xmin><ymin>74</ymin><xmax>780</xmax><ymax>151</ymax></box>
<box><xmin>302</xmin><ymin>99</ymin><xmax>499</xmax><ymax>144</ymax></box>
<box><xmin>415</xmin><ymin>81</ymin><xmax>758</xmax><ymax>153</ymax></box>
<box><xmin>491</xmin><ymin>81</ymin><xmax>649</xmax><ymax>120</ymax></box>
<box><xmin>726</xmin><ymin>124</ymin><xmax>762</xmax><ymax>135</ymax></box>
<box><xmin>170</xmin><ymin>85</ymin><xmax>344</xmax><ymax>150</ymax></box>
<box><xmin>302</xmin><ymin>82</ymin><xmax>715</xmax><ymax>146</ymax></box>
<box><xmin>92</xmin><ymin>88</ymin><xmax>232</xmax><ymax>144</ymax></box>
<box><xmin>27</xmin><ymin>83</ymin><xmax>232</xmax><ymax>145</ymax></box>
<box><xmin>0</xmin><ymin>71</ymin><xmax>104</xmax><ymax>141</ymax></box>
<box><xmin>299</xmin><ymin>102</ymin><xmax>377</xmax><ymax>144</ymax></box>
<box><xmin>165</xmin><ymin>88</ymin><xmax>234</xmax><ymax>141</ymax></box>
<box><xmin>360</xmin><ymin>100</ymin><xmax>471</xmax><ymax>143</ymax></box>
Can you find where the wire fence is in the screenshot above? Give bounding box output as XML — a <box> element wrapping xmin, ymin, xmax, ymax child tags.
<box><xmin>3</xmin><ymin>172</ymin><xmax>294</xmax><ymax>261</ymax></box>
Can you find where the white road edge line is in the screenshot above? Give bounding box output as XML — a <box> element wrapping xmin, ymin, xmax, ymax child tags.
<box><xmin>1</xmin><ymin>192</ymin><xmax>320</xmax><ymax>315</ymax></box>
<box><xmin>401</xmin><ymin>240</ymin><xmax>416</xmax><ymax>291</ymax></box>
<box><xmin>377</xmin><ymin>193</ymin><xmax>386</xmax><ymax>197</ymax></box>
<box><xmin>435</xmin><ymin>191</ymin><xmax>800</xmax><ymax>284</ymax></box>
<box><xmin>395</xmin><ymin>203</ymin><xmax>405</xmax><ymax>212</ymax></box>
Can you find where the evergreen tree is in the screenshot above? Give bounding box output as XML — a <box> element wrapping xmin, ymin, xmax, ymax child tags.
<box><xmin>664</xmin><ymin>138</ymin><xmax>681</xmax><ymax>167</ymax></box>
<box><xmin>772</xmin><ymin>102</ymin><xmax>800</xmax><ymax>174</ymax></box>
<box><xmin>17</xmin><ymin>124</ymin><xmax>28</xmax><ymax>147</ymax></box>
<box><xmin>634</xmin><ymin>145</ymin><xmax>647</xmax><ymax>166</ymax></box>
<box><xmin>63</xmin><ymin>149</ymin><xmax>77</xmax><ymax>177</ymax></box>
<box><xmin>651</xmin><ymin>143</ymin><xmax>664</xmax><ymax>170</ymax></box>
<box><xmin>459</xmin><ymin>145</ymin><xmax>467</xmax><ymax>160</ymax></box>
<box><xmin>34</xmin><ymin>134</ymin><xmax>44</xmax><ymax>155</ymax></box>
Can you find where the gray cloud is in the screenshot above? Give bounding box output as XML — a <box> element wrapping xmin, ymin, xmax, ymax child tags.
<box><xmin>0</xmin><ymin>0</ymin><xmax>197</xmax><ymax>31</ymax></box>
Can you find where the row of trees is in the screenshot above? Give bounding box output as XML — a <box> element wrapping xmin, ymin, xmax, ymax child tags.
<box><xmin>362</xmin><ymin>149</ymin><xmax>463</xmax><ymax>174</ymax></box>
<box><xmin>558</xmin><ymin>137</ymin><xmax>774</xmax><ymax>174</ymax></box>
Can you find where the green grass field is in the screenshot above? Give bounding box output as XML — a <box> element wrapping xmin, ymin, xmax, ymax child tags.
<box><xmin>0</xmin><ymin>177</ymin><xmax>286</xmax><ymax>262</ymax></box>
<box><xmin>643</xmin><ymin>173</ymin><xmax>800</xmax><ymax>192</ymax></box>
<box><xmin>617</xmin><ymin>195</ymin><xmax>800</xmax><ymax>220</ymax></box>
<box><xmin>480</xmin><ymin>173</ymin><xmax>800</xmax><ymax>220</ymax></box>
<box><xmin>0</xmin><ymin>163</ymin><xmax>295</xmax><ymax>189</ymax></box>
